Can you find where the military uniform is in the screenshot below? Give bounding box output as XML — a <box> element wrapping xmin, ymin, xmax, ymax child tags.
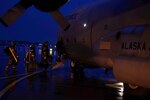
<box><xmin>4</xmin><ymin>42</ymin><xmax>18</xmax><ymax>71</ymax></box>
<box><xmin>24</xmin><ymin>45</ymin><xmax>37</xmax><ymax>72</ymax></box>
<box><xmin>56</xmin><ymin>39</ymin><xmax>66</xmax><ymax>62</ymax></box>
<box><xmin>40</xmin><ymin>41</ymin><xmax>52</xmax><ymax>70</ymax></box>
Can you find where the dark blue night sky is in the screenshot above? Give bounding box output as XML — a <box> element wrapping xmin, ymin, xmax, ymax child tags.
<box><xmin>0</xmin><ymin>0</ymin><xmax>97</xmax><ymax>44</ymax></box>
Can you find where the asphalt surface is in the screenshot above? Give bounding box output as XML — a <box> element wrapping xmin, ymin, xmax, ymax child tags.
<box><xmin>0</xmin><ymin>46</ymin><xmax>149</xmax><ymax>100</ymax></box>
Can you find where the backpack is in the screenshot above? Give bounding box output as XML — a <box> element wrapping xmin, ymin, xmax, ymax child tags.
<box><xmin>3</xmin><ymin>46</ymin><xmax>11</xmax><ymax>56</ymax></box>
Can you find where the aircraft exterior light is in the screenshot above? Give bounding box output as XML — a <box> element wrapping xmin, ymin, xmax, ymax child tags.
<box><xmin>83</xmin><ymin>23</ymin><xmax>87</xmax><ymax>27</ymax></box>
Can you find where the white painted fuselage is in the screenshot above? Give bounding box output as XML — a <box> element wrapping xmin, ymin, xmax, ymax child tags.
<box><xmin>59</xmin><ymin>0</ymin><xmax>150</xmax><ymax>88</ymax></box>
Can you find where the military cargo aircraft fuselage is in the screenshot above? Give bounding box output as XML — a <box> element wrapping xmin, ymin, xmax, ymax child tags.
<box><xmin>58</xmin><ymin>0</ymin><xmax>150</xmax><ymax>92</ymax></box>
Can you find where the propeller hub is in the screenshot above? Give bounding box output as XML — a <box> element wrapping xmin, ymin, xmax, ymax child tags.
<box><xmin>33</xmin><ymin>0</ymin><xmax>68</xmax><ymax>12</ymax></box>
<box><xmin>20</xmin><ymin>0</ymin><xmax>34</xmax><ymax>9</ymax></box>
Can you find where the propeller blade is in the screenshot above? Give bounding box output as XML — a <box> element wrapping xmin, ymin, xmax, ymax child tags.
<box><xmin>0</xmin><ymin>1</ymin><xmax>32</xmax><ymax>27</ymax></box>
<box><xmin>50</xmin><ymin>10</ymin><xmax>70</xmax><ymax>31</ymax></box>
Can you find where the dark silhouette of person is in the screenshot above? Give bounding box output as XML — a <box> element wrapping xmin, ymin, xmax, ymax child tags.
<box><xmin>24</xmin><ymin>44</ymin><xmax>37</xmax><ymax>72</ymax></box>
<box><xmin>4</xmin><ymin>41</ymin><xmax>19</xmax><ymax>72</ymax></box>
<box><xmin>56</xmin><ymin>38</ymin><xmax>66</xmax><ymax>62</ymax></box>
<box><xmin>40</xmin><ymin>41</ymin><xmax>52</xmax><ymax>70</ymax></box>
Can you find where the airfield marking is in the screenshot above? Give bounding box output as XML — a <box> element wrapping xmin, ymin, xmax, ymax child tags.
<box><xmin>0</xmin><ymin>61</ymin><xmax>65</xmax><ymax>98</ymax></box>
<box><xmin>0</xmin><ymin>73</ymin><xmax>28</xmax><ymax>80</ymax></box>
<box><xmin>0</xmin><ymin>70</ymin><xmax>43</xmax><ymax>98</ymax></box>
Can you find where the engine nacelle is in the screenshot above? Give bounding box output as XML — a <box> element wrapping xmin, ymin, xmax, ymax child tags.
<box><xmin>113</xmin><ymin>56</ymin><xmax>150</xmax><ymax>88</ymax></box>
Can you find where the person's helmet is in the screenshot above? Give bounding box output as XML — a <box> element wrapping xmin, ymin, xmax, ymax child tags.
<box><xmin>44</xmin><ymin>41</ymin><xmax>49</xmax><ymax>46</ymax></box>
<box><xmin>10</xmin><ymin>41</ymin><xmax>16</xmax><ymax>47</ymax></box>
<box><xmin>29</xmin><ymin>44</ymin><xmax>35</xmax><ymax>51</ymax></box>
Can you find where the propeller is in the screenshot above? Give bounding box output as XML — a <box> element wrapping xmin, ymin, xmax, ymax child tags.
<box><xmin>50</xmin><ymin>10</ymin><xmax>70</xmax><ymax>31</ymax></box>
<box><xmin>0</xmin><ymin>0</ymin><xmax>70</xmax><ymax>31</ymax></box>
<box><xmin>0</xmin><ymin>0</ymin><xmax>33</xmax><ymax>27</ymax></box>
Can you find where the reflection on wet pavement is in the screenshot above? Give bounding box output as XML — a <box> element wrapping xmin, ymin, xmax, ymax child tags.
<box><xmin>0</xmin><ymin>46</ymin><xmax>150</xmax><ymax>100</ymax></box>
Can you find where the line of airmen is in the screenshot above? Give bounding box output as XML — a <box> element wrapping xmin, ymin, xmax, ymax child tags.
<box><xmin>4</xmin><ymin>41</ymin><xmax>53</xmax><ymax>73</ymax></box>
<box><xmin>3</xmin><ymin>40</ymin><xmax>84</xmax><ymax>80</ymax></box>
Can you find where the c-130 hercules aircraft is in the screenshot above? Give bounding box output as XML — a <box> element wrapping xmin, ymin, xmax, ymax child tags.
<box><xmin>1</xmin><ymin>0</ymin><xmax>150</xmax><ymax>97</ymax></box>
<box><xmin>58</xmin><ymin>0</ymin><xmax>150</xmax><ymax>96</ymax></box>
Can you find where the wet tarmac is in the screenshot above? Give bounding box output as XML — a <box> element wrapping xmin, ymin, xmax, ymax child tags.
<box><xmin>0</xmin><ymin>46</ymin><xmax>149</xmax><ymax>100</ymax></box>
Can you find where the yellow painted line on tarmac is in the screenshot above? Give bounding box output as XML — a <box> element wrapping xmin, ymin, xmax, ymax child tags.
<box><xmin>0</xmin><ymin>73</ymin><xmax>28</xmax><ymax>80</ymax></box>
<box><xmin>0</xmin><ymin>70</ymin><xmax>43</xmax><ymax>98</ymax></box>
